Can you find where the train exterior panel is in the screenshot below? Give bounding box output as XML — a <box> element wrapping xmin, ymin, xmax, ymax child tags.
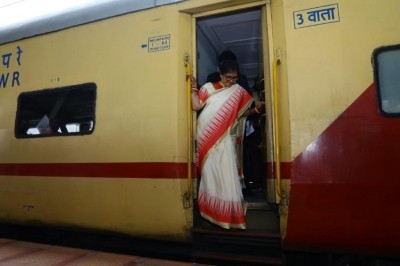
<box><xmin>273</xmin><ymin>0</ymin><xmax>400</xmax><ymax>256</ymax></box>
<box><xmin>0</xmin><ymin>1</ymin><xmax>193</xmax><ymax>240</ymax></box>
<box><xmin>0</xmin><ymin>0</ymin><xmax>399</xmax><ymax>262</ymax></box>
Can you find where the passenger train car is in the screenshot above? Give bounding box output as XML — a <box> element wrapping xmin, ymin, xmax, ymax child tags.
<box><xmin>0</xmin><ymin>0</ymin><xmax>399</xmax><ymax>265</ymax></box>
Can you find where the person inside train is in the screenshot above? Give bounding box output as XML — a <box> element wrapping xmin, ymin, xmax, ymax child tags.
<box><xmin>207</xmin><ymin>50</ymin><xmax>260</xmax><ymax>102</ymax></box>
<box><xmin>207</xmin><ymin>50</ymin><xmax>262</xmax><ymax>193</ymax></box>
<box><xmin>37</xmin><ymin>115</ymin><xmax>52</xmax><ymax>134</ymax></box>
<box><xmin>189</xmin><ymin>59</ymin><xmax>264</xmax><ymax>230</ymax></box>
<box><xmin>49</xmin><ymin>117</ymin><xmax>62</xmax><ymax>133</ymax></box>
<box><xmin>207</xmin><ymin>50</ymin><xmax>250</xmax><ymax>93</ymax></box>
<box><xmin>243</xmin><ymin>76</ymin><xmax>265</xmax><ymax>190</ymax></box>
<box><xmin>36</xmin><ymin>115</ymin><xmax>67</xmax><ymax>135</ymax></box>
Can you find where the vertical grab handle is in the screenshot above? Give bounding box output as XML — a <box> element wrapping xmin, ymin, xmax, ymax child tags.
<box><xmin>183</xmin><ymin>54</ymin><xmax>193</xmax><ymax>208</ymax></box>
<box><xmin>272</xmin><ymin>57</ymin><xmax>283</xmax><ymax>198</ymax></box>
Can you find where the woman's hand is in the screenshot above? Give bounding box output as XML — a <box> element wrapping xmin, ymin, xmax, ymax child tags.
<box><xmin>187</xmin><ymin>75</ymin><xmax>197</xmax><ymax>89</ymax></box>
<box><xmin>241</xmin><ymin>101</ymin><xmax>265</xmax><ymax>118</ymax></box>
<box><xmin>255</xmin><ymin>101</ymin><xmax>265</xmax><ymax>113</ymax></box>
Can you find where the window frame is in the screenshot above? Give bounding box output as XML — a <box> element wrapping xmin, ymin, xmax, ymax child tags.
<box><xmin>373</xmin><ymin>44</ymin><xmax>400</xmax><ymax>117</ymax></box>
<box><xmin>15</xmin><ymin>82</ymin><xmax>97</xmax><ymax>138</ymax></box>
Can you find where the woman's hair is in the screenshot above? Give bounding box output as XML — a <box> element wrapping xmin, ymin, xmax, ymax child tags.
<box><xmin>218</xmin><ymin>50</ymin><xmax>237</xmax><ymax>63</ymax></box>
<box><xmin>218</xmin><ymin>59</ymin><xmax>239</xmax><ymax>75</ymax></box>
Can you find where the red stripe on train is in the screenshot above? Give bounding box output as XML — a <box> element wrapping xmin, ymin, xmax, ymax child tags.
<box><xmin>0</xmin><ymin>162</ymin><xmax>190</xmax><ymax>178</ymax></box>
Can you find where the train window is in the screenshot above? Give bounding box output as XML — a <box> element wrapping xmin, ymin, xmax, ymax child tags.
<box><xmin>15</xmin><ymin>83</ymin><xmax>96</xmax><ymax>138</ymax></box>
<box><xmin>373</xmin><ymin>45</ymin><xmax>400</xmax><ymax>116</ymax></box>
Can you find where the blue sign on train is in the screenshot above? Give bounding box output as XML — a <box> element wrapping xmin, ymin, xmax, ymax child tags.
<box><xmin>293</xmin><ymin>4</ymin><xmax>340</xmax><ymax>29</ymax></box>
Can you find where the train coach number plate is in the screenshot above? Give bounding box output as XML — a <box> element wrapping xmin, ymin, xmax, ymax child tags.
<box><xmin>148</xmin><ymin>34</ymin><xmax>170</xmax><ymax>52</ymax></box>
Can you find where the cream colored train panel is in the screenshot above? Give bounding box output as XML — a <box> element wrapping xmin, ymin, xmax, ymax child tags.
<box><xmin>0</xmin><ymin>2</ymin><xmax>194</xmax><ymax>241</ymax></box>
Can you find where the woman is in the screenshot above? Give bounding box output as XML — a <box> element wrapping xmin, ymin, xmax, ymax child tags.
<box><xmin>190</xmin><ymin>60</ymin><xmax>264</xmax><ymax>229</ymax></box>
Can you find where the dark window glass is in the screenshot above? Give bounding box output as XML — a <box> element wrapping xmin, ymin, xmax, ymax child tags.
<box><xmin>373</xmin><ymin>45</ymin><xmax>400</xmax><ymax>116</ymax></box>
<box><xmin>15</xmin><ymin>83</ymin><xmax>96</xmax><ymax>138</ymax></box>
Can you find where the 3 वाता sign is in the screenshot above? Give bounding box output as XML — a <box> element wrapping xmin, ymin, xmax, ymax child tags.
<box><xmin>293</xmin><ymin>4</ymin><xmax>340</xmax><ymax>29</ymax></box>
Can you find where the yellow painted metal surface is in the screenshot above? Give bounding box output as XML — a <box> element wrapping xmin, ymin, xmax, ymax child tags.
<box><xmin>0</xmin><ymin>176</ymin><xmax>191</xmax><ymax>239</ymax></box>
<box><xmin>267</xmin><ymin>0</ymin><xmax>400</xmax><ymax>237</ymax></box>
<box><xmin>1</xmin><ymin>6</ymin><xmax>190</xmax><ymax>164</ymax></box>
<box><xmin>0</xmin><ymin>0</ymin><xmax>278</xmax><ymax>243</ymax></box>
<box><xmin>0</xmin><ymin>3</ymin><xmax>196</xmax><ymax>240</ymax></box>
<box><xmin>271</xmin><ymin>0</ymin><xmax>400</xmax><ymax>161</ymax></box>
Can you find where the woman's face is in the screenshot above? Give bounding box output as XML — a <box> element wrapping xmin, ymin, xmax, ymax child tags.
<box><xmin>220</xmin><ymin>70</ymin><xmax>238</xmax><ymax>87</ymax></box>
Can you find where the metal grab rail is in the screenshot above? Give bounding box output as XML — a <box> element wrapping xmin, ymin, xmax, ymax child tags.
<box><xmin>183</xmin><ymin>54</ymin><xmax>193</xmax><ymax>208</ymax></box>
<box><xmin>272</xmin><ymin>57</ymin><xmax>283</xmax><ymax>198</ymax></box>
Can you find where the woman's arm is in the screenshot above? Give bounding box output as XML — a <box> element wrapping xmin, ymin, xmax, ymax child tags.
<box><xmin>188</xmin><ymin>75</ymin><xmax>204</xmax><ymax>111</ymax></box>
<box><xmin>240</xmin><ymin>101</ymin><xmax>265</xmax><ymax>118</ymax></box>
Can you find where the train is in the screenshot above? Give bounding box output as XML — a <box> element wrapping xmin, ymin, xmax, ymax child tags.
<box><xmin>0</xmin><ymin>0</ymin><xmax>399</xmax><ymax>265</ymax></box>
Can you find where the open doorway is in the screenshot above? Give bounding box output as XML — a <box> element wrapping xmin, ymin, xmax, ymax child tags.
<box><xmin>196</xmin><ymin>8</ymin><xmax>263</xmax><ymax>88</ymax></box>
<box><xmin>195</xmin><ymin>8</ymin><xmax>267</xmax><ymax>205</ymax></box>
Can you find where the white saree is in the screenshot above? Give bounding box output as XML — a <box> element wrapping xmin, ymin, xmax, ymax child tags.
<box><xmin>196</xmin><ymin>82</ymin><xmax>253</xmax><ymax>229</ymax></box>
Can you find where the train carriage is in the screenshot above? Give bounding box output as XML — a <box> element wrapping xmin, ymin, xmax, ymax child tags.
<box><xmin>0</xmin><ymin>0</ymin><xmax>399</xmax><ymax>265</ymax></box>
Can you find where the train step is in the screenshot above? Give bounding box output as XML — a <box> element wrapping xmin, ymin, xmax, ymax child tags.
<box><xmin>191</xmin><ymin>227</ymin><xmax>283</xmax><ymax>265</ymax></box>
<box><xmin>192</xmin><ymin>188</ymin><xmax>282</xmax><ymax>265</ymax></box>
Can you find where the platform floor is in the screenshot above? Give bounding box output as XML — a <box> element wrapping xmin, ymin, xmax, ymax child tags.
<box><xmin>0</xmin><ymin>238</ymin><xmax>208</xmax><ymax>266</ymax></box>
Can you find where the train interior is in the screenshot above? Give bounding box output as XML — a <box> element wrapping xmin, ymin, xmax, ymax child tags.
<box><xmin>192</xmin><ymin>7</ymin><xmax>282</xmax><ymax>264</ymax></box>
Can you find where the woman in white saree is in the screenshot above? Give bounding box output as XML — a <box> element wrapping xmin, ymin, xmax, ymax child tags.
<box><xmin>190</xmin><ymin>60</ymin><xmax>264</xmax><ymax>229</ymax></box>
